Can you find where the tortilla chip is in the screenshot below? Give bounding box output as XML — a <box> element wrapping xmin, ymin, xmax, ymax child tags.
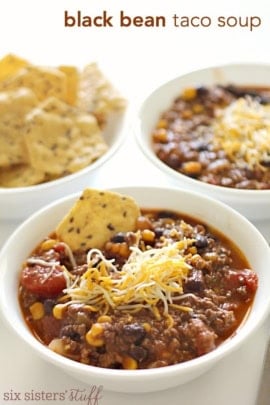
<box><xmin>59</xmin><ymin>65</ymin><xmax>79</xmax><ymax>105</ymax></box>
<box><xmin>77</xmin><ymin>63</ymin><xmax>126</xmax><ymax>122</ymax></box>
<box><xmin>0</xmin><ymin>88</ymin><xmax>38</xmax><ymax>168</ymax></box>
<box><xmin>37</xmin><ymin>96</ymin><xmax>74</xmax><ymax>115</ymax></box>
<box><xmin>0</xmin><ymin>164</ymin><xmax>45</xmax><ymax>187</ymax></box>
<box><xmin>0</xmin><ymin>54</ymin><xmax>29</xmax><ymax>82</ymax></box>
<box><xmin>0</xmin><ymin>86</ymin><xmax>38</xmax><ymax>115</ymax></box>
<box><xmin>0</xmin><ymin>65</ymin><xmax>67</xmax><ymax>102</ymax></box>
<box><xmin>24</xmin><ymin>98</ymin><xmax>108</xmax><ymax>175</ymax></box>
<box><xmin>56</xmin><ymin>188</ymin><xmax>141</xmax><ymax>250</ymax></box>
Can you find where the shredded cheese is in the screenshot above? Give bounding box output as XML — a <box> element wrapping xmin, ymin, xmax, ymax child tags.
<box><xmin>27</xmin><ymin>258</ymin><xmax>60</xmax><ymax>267</ymax></box>
<box><xmin>59</xmin><ymin>242</ymin><xmax>77</xmax><ymax>268</ymax></box>
<box><xmin>63</xmin><ymin>239</ymin><xmax>195</xmax><ymax>317</ymax></box>
<box><xmin>26</xmin><ymin>257</ymin><xmax>62</xmax><ymax>285</ymax></box>
<box><xmin>212</xmin><ymin>97</ymin><xmax>270</xmax><ymax>168</ymax></box>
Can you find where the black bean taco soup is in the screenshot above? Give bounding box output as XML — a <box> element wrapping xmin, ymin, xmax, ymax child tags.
<box><xmin>19</xmin><ymin>188</ymin><xmax>258</xmax><ymax>370</ymax></box>
<box><xmin>152</xmin><ymin>84</ymin><xmax>270</xmax><ymax>189</ymax></box>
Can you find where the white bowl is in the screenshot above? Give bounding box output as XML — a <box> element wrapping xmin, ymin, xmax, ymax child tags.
<box><xmin>136</xmin><ymin>63</ymin><xmax>270</xmax><ymax>221</ymax></box>
<box><xmin>0</xmin><ymin>111</ymin><xmax>126</xmax><ymax>221</ymax></box>
<box><xmin>0</xmin><ymin>186</ymin><xmax>270</xmax><ymax>393</ymax></box>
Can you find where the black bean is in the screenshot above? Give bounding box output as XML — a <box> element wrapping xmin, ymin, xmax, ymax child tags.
<box><xmin>165</xmin><ymin>153</ymin><xmax>181</xmax><ymax>169</ymax></box>
<box><xmin>195</xmin><ymin>234</ymin><xmax>208</xmax><ymax>249</ymax></box>
<box><xmin>122</xmin><ymin>323</ymin><xmax>146</xmax><ymax>345</ymax></box>
<box><xmin>43</xmin><ymin>299</ymin><xmax>56</xmax><ymax>314</ymax></box>
<box><xmin>196</xmin><ymin>86</ymin><xmax>209</xmax><ymax>96</ymax></box>
<box><xmin>111</xmin><ymin>233</ymin><xmax>126</xmax><ymax>243</ymax></box>
<box><xmin>60</xmin><ymin>325</ymin><xmax>84</xmax><ymax>341</ymax></box>
<box><xmin>261</xmin><ymin>160</ymin><xmax>270</xmax><ymax>168</ymax></box>
<box><xmin>129</xmin><ymin>346</ymin><xmax>148</xmax><ymax>362</ymax></box>
<box><xmin>154</xmin><ymin>227</ymin><xmax>164</xmax><ymax>238</ymax></box>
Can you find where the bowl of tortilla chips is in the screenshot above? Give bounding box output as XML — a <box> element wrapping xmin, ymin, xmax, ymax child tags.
<box><xmin>0</xmin><ymin>54</ymin><xmax>126</xmax><ymax>220</ymax></box>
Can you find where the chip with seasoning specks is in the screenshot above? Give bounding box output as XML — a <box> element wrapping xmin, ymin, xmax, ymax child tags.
<box><xmin>0</xmin><ymin>65</ymin><xmax>67</xmax><ymax>102</ymax></box>
<box><xmin>0</xmin><ymin>54</ymin><xmax>125</xmax><ymax>188</ymax></box>
<box><xmin>59</xmin><ymin>65</ymin><xmax>79</xmax><ymax>106</ymax></box>
<box><xmin>0</xmin><ymin>88</ymin><xmax>38</xmax><ymax>168</ymax></box>
<box><xmin>56</xmin><ymin>188</ymin><xmax>141</xmax><ymax>251</ymax></box>
<box><xmin>0</xmin><ymin>54</ymin><xmax>28</xmax><ymax>82</ymax></box>
<box><xmin>77</xmin><ymin>63</ymin><xmax>126</xmax><ymax>124</ymax></box>
<box><xmin>24</xmin><ymin>97</ymin><xmax>108</xmax><ymax>176</ymax></box>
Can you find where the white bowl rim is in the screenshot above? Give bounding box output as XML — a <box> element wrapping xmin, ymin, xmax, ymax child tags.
<box><xmin>136</xmin><ymin>62</ymin><xmax>270</xmax><ymax>199</ymax></box>
<box><xmin>1</xmin><ymin>185</ymin><xmax>270</xmax><ymax>383</ymax></box>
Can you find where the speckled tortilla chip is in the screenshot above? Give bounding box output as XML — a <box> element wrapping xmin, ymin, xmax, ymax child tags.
<box><xmin>0</xmin><ymin>54</ymin><xmax>29</xmax><ymax>82</ymax></box>
<box><xmin>59</xmin><ymin>65</ymin><xmax>79</xmax><ymax>105</ymax></box>
<box><xmin>77</xmin><ymin>63</ymin><xmax>126</xmax><ymax>123</ymax></box>
<box><xmin>0</xmin><ymin>65</ymin><xmax>67</xmax><ymax>102</ymax></box>
<box><xmin>0</xmin><ymin>88</ymin><xmax>38</xmax><ymax>168</ymax></box>
<box><xmin>56</xmin><ymin>189</ymin><xmax>141</xmax><ymax>251</ymax></box>
<box><xmin>0</xmin><ymin>164</ymin><xmax>45</xmax><ymax>187</ymax></box>
<box><xmin>24</xmin><ymin>98</ymin><xmax>108</xmax><ymax>176</ymax></box>
<box><xmin>37</xmin><ymin>96</ymin><xmax>74</xmax><ymax>115</ymax></box>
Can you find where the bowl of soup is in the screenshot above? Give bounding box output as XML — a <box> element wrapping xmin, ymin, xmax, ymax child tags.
<box><xmin>136</xmin><ymin>64</ymin><xmax>270</xmax><ymax>220</ymax></box>
<box><xmin>0</xmin><ymin>186</ymin><xmax>269</xmax><ymax>393</ymax></box>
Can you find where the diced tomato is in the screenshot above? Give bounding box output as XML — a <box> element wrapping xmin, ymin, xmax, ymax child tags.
<box><xmin>224</xmin><ymin>269</ymin><xmax>258</xmax><ymax>296</ymax></box>
<box><xmin>20</xmin><ymin>265</ymin><xmax>66</xmax><ymax>297</ymax></box>
<box><xmin>53</xmin><ymin>243</ymin><xmax>66</xmax><ymax>254</ymax></box>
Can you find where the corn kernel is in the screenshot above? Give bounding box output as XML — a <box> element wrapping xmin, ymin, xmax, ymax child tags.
<box><xmin>110</xmin><ymin>243</ymin><xmax>121</xmax><ymax>254</ymax></box>
<box><xmin>152</xmin><ymin>128</ymin><xmax>168</xmax><ymax>143</ymax></box>
<box><xmin>165</xmin><ymin>314</ymin><xmax>174</xmax><ymax>329</ymax></box>
<box><xmin>119</xmin><ymin>243</ymin><xmax>130</xmax><ymax>258</ymax></box>
<box><xmin>142</xmin><ymin>323</ymin><xmax>151</xmax><ymax>332</ymax></box>
<box><xmin>181</xmin><ymin>109</ymin><xmax>193</xmax><ymax>119</ymax></box>
<box><xmin>105</xmin><ymin>241</ymin><xmax>112</xmax><ymax>250</ymax></box>
<box><xmin>181</xmin><ymin>87</ymin><xmax>197</xmax><ymax>101</ymax></box>
<box><xmin>141</xmin><ymin>229</ymin><xmax>155</xmax><ymax>243</ymax></box>
<box><xmin>189</xmin><ymin>246</ymin><xmax>197</xmax><ymax>254</ymax></box>
<box><xmin>122</xmin><ymin>356</ymin><xmax>138</xmax><ymax>370</ymax></box>
<box><xmin>157</xmin><ymin>119</ymin><xmax>168</xmax><ymax>129</ymax></box>
<box><xmin>97</xmin><ymin>315</ymin><xmax>112</xmax><ymax>323</ymax></box>
<box><xmin>152</xmin><ymin>307</ymin><xmax>161</xmax><ymax>320</ymax></box>
<box><xmin>41</xmin><ymin>239</ymin><xmax>57</xmax><ymax>251</ymax></box>
<box><xmin>29</xmin><ymin>302</ymin><xmax>45</xmax><ymax>320</ymax></box>
<box><xmin>89</xmin><ymin>323</ymin><xmax>104</xmax><ymax>337</ymax></box>
<box><xmin>52</xmin><ymin>304</ymin><xmax>66</xmax><ymax>319</ymax></box>
<box><xmin>182</xmin><ymin>161</ymin><xmax>202</xmax><ymax>176</ymax></box>
<box><xmin>192</xmin><ymin>103</ymin><xmax>204</xmax><ymax>113</ymax></box>
<box><xmin>84</xmin><ymin>305</ymin><xmax>98</xmax><ymax>312</ymax></box>
<box><xmin>85</xmin><ymin>331</ymin><xmax>104</xmax><ymax>347</ymax></box>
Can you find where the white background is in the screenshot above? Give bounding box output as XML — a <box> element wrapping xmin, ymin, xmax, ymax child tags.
<box><xmin>0</xmin><ymin>0</ymin><xmax>269</xmax><ymax>102</ymax></box>
<box><xmin>0</xmin><ymin>0</ymin><xmax>270</xmax><ymax>404</ymax></box>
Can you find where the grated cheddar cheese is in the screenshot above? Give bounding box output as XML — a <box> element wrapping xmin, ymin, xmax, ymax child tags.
<box><xmin>62</xmin><ymin>238</ymin><xmax>195</xmax><ymax>317</ymax></box>
<box><xmin>212</xmin><ymin>97</ymin><xmax>270</xmax><ymax>169</ymax></box>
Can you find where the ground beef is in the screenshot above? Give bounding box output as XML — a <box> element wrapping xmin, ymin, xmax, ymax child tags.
<box><xmin>19</xmin><ymin>209</ymin><xmax>258</xmax><ymax>369</ymax></box>
<box><xmin>152</xmin><ymin>85</ymin><xmax>270</xmax><ymax>189</ymax></box>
